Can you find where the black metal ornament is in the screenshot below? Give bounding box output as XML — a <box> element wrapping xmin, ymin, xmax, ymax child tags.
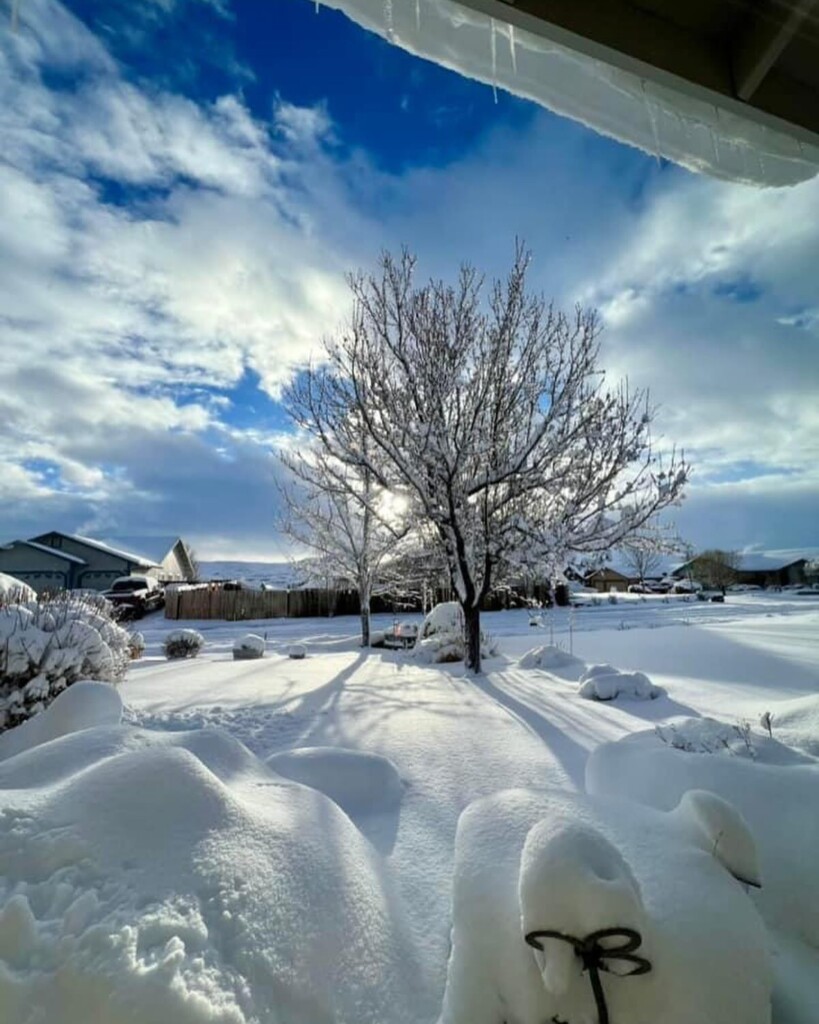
<box><xmin>524</xmin><ymin>926</ymin><xmax>652</xmax><ymax>1024</ymax></box>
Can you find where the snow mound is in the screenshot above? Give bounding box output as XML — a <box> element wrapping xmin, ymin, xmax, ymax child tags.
<box><xmin>579</xmin><ymin>664</ymin><xmax>662</xmax><ymax>701</ymax></box>
<box><xmin>287</xmin><ymin>642</ymin><xmax>306</xmax><ymax>659</ymax></box>
<box><xmin>439</xmin><ymin>787</ymin><xmax>770</xmax><ymax>1024</ymax></box>
<box><xmin>0</xmin><ymin>723</ymin><xmax>422</xmax><ymax>1024</ymax></box>
<box><xmin>518</xmin><ymin>644</ymin><xmax>585</xmax><ymax>678</ymax></box>
<box><xmin>266</xmin><ymin>746</ymin><xmax>403</xmax><ymax>816</ymax></box>
<box><xmin>657</xmin><ymin>717</ymin><xmax>757</xmax><ymax>758</ymax></box>
<box><xmin>0</xmin><ymin>573</ymin><xmax>35</xmax><ymax>603</ymax></box>
<box><xmin>232</xmin><ymin>633</ymin><xmax>265</xmax><ymax>660</ymax></box>
<box><xmin>587</xmin><ymin>729</ymin><xmax>819</xmax><ymax>950</ymax></box>
<box><xmin>0</xmin><ymin>680</ymin><xmax>122</xmax><ymax>763</ymax></box>
<box><xmin>418</xmin><ymin>601</ymin><xmax>463</xmax><ymax>639</ymax></box>
<box><xmin>762</xmin><ymin>694</ymin><xmax>819</xmax><ymax>758</ymax></box>
<box><xmin>413</xmin><ymin>602</ymin><xmax>497</xmax><ymax>664</ymax></box>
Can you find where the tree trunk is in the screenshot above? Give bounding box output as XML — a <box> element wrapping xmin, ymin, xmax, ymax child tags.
<box><xmin>463</xmin><ymin>602</ymin><xmax>482</xmax><ymax>673</ymax></box>
<box><xmin>359</xmin><ymin>586</ymin><xmax>371</xmax><ymax>647</ymax></box>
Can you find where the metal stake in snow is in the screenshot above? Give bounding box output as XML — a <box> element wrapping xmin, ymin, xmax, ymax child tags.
<box><xmin>525</xmin><ymin>927</ymin><xmax>652</xmax><ymax>1024</ymax></box>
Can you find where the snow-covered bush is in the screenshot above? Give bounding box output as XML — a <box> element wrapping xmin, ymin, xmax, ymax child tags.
<box><xmin>413</xmin><ymin>602</ymin><xmax>497</xmax><ymax>665</ymax></box>
<box><xmin>233</xmin><ymin>633</ymin><xmax>265</xmax><ymax>660</ymax></box>
<box><xmin>578</xmin><ymin>663</ymin><xmax>663</xmax><ymax>701</ymax></box>
<box><xmin>0</xmin><ymin>572</ymin><xmax>35</xmax><ymax>604</ymax></box>
<box><xmin>0</xmin><ymin>593</ymin><xmax>131</xmax><ymax>732</ymax></box>
<box><xmin>128</xmin><ymin>632</ymin><xmax>146</xmax><ymax>660</ymax></box>
<box><xmin>163</xmin><ymin>629</ymin><xmax>204</xmax><ymax>660</ymax></box>
<box><xmin>287</xmin><ymin>642</ymin><xmax>307</xmax><ymax>660</ymax></box>
<box><xmin>656</xmin><ymin>717</ymin><xmax>756</xmax><ymax>758</ymax></box>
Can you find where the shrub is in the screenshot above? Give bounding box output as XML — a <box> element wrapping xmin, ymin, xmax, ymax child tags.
<box><xmin>0</xmin><ymin>592</ymin><xmax>131</xmax><ymax>733</ymax></box>
<box><xmin>128</xmin><ymin>632</ymin><xmax>146</xmax><ymax>660</ymax></box>
<box><xmin>163</xmin><ymin>629</ymin><xmax>205</xmax><ymax>660</ymax></box>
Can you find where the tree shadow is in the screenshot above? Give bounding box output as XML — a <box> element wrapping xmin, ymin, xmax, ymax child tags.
<box><xmin>469</xmin><ymin>671</ymin><xmax>590</xmax><ymax>788</ymax></box>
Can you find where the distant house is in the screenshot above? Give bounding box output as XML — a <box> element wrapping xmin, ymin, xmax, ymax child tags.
<box><xmin>578</xmin><ymin>552</ymin><xmax>683</xmax><ymax>593</ymax></box>
<box><xmin>0</xmin><ymin>532</ymin><xmax>196</xmax><ymax>594</ymax></box>
<box><xmin>673</xmin><ymin>553</ymin><xmax>808</xmax><ymax>588</ymax></box>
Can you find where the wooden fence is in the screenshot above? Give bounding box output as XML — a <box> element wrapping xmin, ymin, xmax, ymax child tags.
<box><xmin>165</xmin><ymin>581</ymin><xmax>548</xmax><ymax>621</ymax></box>
<box><xmin>165</xmin><ymin>587</ymin><xmax>361</xmax><ymax>621</ymax></box>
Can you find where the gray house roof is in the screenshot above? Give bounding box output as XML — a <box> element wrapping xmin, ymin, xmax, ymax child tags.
<box><xmin>57</xmin><ymin>534</ymin><xmax>160</xmax><ymax>568</ymax></box>
<box><xmin>15</xmin><ymin>540</ymin><xmax>87</xmax><ymax>565</ymax></box>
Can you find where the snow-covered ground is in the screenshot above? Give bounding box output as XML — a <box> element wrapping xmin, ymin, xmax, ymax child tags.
<box><xmin>1</xmin><ymin>592</ymin><xmax>818</xmax><ymax>1022</ymax></box>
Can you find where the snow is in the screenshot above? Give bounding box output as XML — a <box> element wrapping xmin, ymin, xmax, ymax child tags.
<box><xmin>0</xmin><ymin>725</ymin><xmax>422</xmax><ymax>1024</ymax></box>
<box><xmin>0</xmin><ymin>680</ymin><xmax>123</xmax><ymax>763</ymax></box>
<box><xmin>762</xmin><ymin>694</ymin><xmax>819</xmax><ymax>757</ymax></box>
<box><xmin>0</xmin><ymin>572</ymin><xmax>35</xmax><ymax>603</ymax></box>
<box><xmin>266</xmin><ymin>746</ymin><xmax>403</xmax><ymax>816</ymax></box>
<box><xmin>319</xmin><ymin>0</ymin><xmax>819</xmax><ymax>187</ymax></box>
<box><xmin>518</xmin><ymin>644</ymin><xmax>585</xmax><ymax>678</ymax></box>
<box><xmin>578</xmin><ymin>664</ymin><xmax>662</xmax><ymax>701</ymax></box>
<box><xmin>439</xmin><ymin>787</ymin><xmax>770</xmax><ymax>1024</ymax></box>
<box><xmin>587</xmin><ymin>726</ymin><xmax>819</xmax><ymax>951</ymax></box>
<box><xmin>0</xmin><ymin>592</ymin><xmax>817</xmax><ymax>1021</ymax></box>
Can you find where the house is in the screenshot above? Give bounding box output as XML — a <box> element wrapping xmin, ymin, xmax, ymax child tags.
<box><xmin>0</xmin><ymin>540</ymin><xmax>88</xmax><ymax>594</ymax></box>
<box><xmin>0</xmin><ymin>532</ymin><xmax>196</xmax><ymax>594</ymax></box>
<box><xmin>673</xmin><ymin>553</ymin><xmax>809</xmax><ymax>589</ymax></box>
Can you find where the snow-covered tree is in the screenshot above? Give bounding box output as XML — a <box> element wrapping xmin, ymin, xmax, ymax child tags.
<box><xmin>286</xmin><ymin>246</ymin><xmax>688</xmax><ymax>671</ymax></box>
<box><xmin>278</xmin><ymin>437</ymin><xmax>409</xmax><ymax>647</ymax></box>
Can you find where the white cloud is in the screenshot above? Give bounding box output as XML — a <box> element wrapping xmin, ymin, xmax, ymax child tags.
<box><xmin>1</xmin><ymin>0</ymin><xmax>817</xmax><ymax>556</ymax></box>
<box><xmin>0</xmin><ymin>0</ymin><xmax>368</xmax><ymax>545</ymax></box>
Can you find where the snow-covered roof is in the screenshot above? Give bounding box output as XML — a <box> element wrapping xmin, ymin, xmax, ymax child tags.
<box><xmin>736</xmin><ymin>553</ymin><xmax>806</xmax><ymax>572</ymax></box>
<box><xmin>16</xmin><ymin>540</ymin><xmax>87</xmax><ymax>565</ymax></box>
<box><xmin>101</xmin><ymin>536</ymin><xmax>182</xmax><ymax>565</ymax></box>
<box><xmin>41</xmin><ymin>533</ymin><xmax>161</xmax><ymax>568</ymax></box>
<box><xmin>321</xmin><ymin>0</ymin><xmax>819</xmax><ymax>187</ymax></box>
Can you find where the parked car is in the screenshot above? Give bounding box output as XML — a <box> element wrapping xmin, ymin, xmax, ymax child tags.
<box><xmin>103</xmin><ymin>575</ymin><xmax>164</xmax><ymax>618</ymax></box>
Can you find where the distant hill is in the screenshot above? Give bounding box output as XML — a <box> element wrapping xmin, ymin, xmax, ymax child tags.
<box><xmin>199</xmin><ymin>560</ymin><xmax>306</xmax><ymax>588</ymax></box>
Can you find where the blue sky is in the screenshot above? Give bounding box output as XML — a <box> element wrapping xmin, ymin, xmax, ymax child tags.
<box><xmin>0</xmin><ymin>0</ymin><xmax>817</xmax><ymax>559</ymax></box>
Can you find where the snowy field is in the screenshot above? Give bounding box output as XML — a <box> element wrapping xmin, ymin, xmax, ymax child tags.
<box><xmin>1</xmin><ymin>592</ymin><xmax>818</xmax><ymax>1023</ymax></box>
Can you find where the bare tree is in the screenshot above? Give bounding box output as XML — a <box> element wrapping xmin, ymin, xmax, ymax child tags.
<box><xmin>284</xmin><ymin>246</ymin><xmax>688</xmax><ymax>671</ymax></box>
<box><xmin>692</xmin><ymin>549</ymin><xmax>741</xmax><ymax>593</ymax></box>
<box><xmin>619</xmin><ymin>522</ymin><xmax>682</xmax><ymax>585</ymax></box>
<box><xmin>620</xmin><ymin>543</ymin><xmax>663</xmax><ymax>586</ymax></box>
<box><xmin>278</xmin><ymin>439</ymin><xmax>408</xmax><ymax>647</ymax></box>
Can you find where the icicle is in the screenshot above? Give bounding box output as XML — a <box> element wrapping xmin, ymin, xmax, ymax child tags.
<box><xmin>383</xmin><ymin>0</ymin><xmax>395</xmax><ymax>42</ymax></box>
<box><xmin>508</xmin><ymin>23</ymin><xmax>517</xmax><ymax>76</ymax></box>
<box><xmin>11</xmin><ymin>0</ymin><xmax>20</xmax><ymax>32</ymax></box>
<box><xmin>415</xmin><ymin>0</ymin><xmax>421</xmax><ymax>34</ymax></box>
<box><xmin>490</xmin><ymin>17</ymin><xmax>498</xmax><ymax>103</ymax></box>
<box><xmin>641</xmin><ymin>81</ymin><xmax>661</xmax><ymax>165</ymax></box>
<box><xmin>708</xmin><ymin>106</ymin><xmax>721</xmax><ymax>168</ymax></box>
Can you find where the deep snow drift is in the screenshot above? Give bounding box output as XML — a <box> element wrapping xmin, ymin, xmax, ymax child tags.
<box><xmin>439</xmin><ymin>787</ymin><xmax>770</xmax><ymax>1024</ymax></box>
<box><xmin>0</xmin><ymin>711</ymin><xmax>423</xmax><ymax>1023</ymax></box>
<box><xmin>0</xmin><ymin>599</ymin><xmax>817</xmax><ymax>1022</ymax></box>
